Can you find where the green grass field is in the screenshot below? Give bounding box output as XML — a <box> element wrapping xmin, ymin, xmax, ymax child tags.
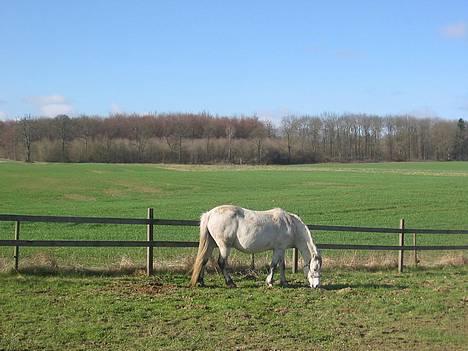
<box><xmin>0</xmin><ymin>161</ymin><xmax>467</xmax><ymax>350</ymax></box>
<box><xmin>1</xmin><ymin>267</ymin><xmax>466</xmax><ymax>350</ymax></box>
<box><xmin>0</xmin><ymin>161</ymin><xmax>467</xmax><ymax>268</ymax></box>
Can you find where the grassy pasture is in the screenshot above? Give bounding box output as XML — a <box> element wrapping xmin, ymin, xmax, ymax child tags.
<box><xmin>1</xmin><ymin>267</ymin><xmax>467</xmax><ymax>350</ymax></box>
<box><xmin>0</xmin><ymin>161</ymin><xmax>467</xmax><ymax>269</ymax></box>
<box><xmin>0</xmin><ymin>161</ymin><xmax>467</xmax><ymax>350</ymax></box>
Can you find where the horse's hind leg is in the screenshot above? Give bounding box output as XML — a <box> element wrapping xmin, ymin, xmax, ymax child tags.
<box><xmin>197</xmin><ymin>241</ymin><xmax>216</xmax><ymax>287</ymax></box>
<box><xmin>266</xmin><ymin>249</ymin><xmax>284</xmax><ymax>287</ymax></box>
<box><xmin>198</xmin><ymin>257</ymin><xmax>210</xmax><ymax>287</ymax></box>
<box><xmin>218</xmin><ymin>246</ymin><xmax>236</xmax><ymax>288</ymax></box>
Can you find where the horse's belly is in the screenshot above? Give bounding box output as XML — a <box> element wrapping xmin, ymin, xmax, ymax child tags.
<box><xmin>234</xmin><ymin>227</ymin><xmax>293</xmax><ymax>253</ymax></box>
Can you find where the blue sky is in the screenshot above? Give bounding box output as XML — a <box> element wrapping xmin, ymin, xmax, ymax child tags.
<box><xmin>0</xmin><ymin>0</ymin><xmax>467</xmax><ymax>121</ymax></box>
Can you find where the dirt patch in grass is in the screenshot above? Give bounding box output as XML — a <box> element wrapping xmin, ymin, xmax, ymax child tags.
<box><xmin>64</xmin><ymin>193</ymin><xmax>96</xmax><ymax>201</ymax></box>
<box><xmin>101</xmin><ymin>279</ymin><xmax>178</xmax><ymax>296</ymax></box>
<box><xmin>113</xmin><ymin>180</ymin><xmax>162</xmax><ymax>194</ymax></box>
<box><xmin>103</xmin><ymin>188</ymin><xmax>126</xmax><ymax>197</ymax></box>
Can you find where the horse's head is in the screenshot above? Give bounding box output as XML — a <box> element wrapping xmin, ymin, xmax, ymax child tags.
<box><xmin>307</xmin><ymin>253</ymin><xmax>322</xmax><ymax>288</ymax></box>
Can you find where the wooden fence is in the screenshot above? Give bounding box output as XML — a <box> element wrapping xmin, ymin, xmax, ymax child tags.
<box><xmin>1</xmin><ymin>209</ymin><xmax>467</xmax><ymax>275</ymax></box>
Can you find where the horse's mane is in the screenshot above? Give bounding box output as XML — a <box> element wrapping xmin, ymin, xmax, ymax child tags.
<box><xmin>289</xmin><ymin>212</ymin><xmax>320</xmax><ymax>257</ymax></box>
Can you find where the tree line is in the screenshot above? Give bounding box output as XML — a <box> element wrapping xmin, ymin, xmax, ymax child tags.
<box><xmin>0</xmin><ymin>112</ymin><xmax>467</xmax><ymax>164</ymax></box>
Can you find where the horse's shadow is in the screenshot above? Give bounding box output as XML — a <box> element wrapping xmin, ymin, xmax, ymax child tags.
<box><xmin>319</xmin><ymin>283</ymin><xmax>408</xmax><ymax>290</ymax></box>
<box><xmin>262</xmin><ymin>282</ymin><xmax>407</xmax><ymax>290</ymax></box>
<box><xmin>199</xmin><ymin>283</ymin><xmax>408</xmax><ymax>292</ymax></box>
<box><xmin>199</xmin><ymin>281</ymin><xmax>408</xmax><ymax>290</ymax></box>
<box><xmin>8</xmin><ymin>268</ymin><xmax>407</xmax><ymax>290</ymax></box>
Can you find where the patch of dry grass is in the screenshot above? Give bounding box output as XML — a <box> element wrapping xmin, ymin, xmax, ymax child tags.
<box><xmin>64</xmin><ymin>194</ymin><xmax>96</xmax><ymax>201</ymax></box>
<box><xmin>17</xmin><ymin>252</ymin><xmax>58</xmax><ymax>270</ymax></box>
<box><xmin>2</xmin><ymin>250</ymin><xmax>466</xmax><ymax>278</ymax></box>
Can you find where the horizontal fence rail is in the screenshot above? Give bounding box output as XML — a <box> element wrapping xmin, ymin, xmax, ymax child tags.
<box><xmin>0</xmin><ymin>240</ymin><xmax>466</xmax><ymax>251</ymax></box>
<box><xmin>0</xmin><ymin>214</ymin><xmax>150</xmax><ymax>225</ymax></box>
<box><xmin>2</xmin><ymin>214</ymin><xmax>467</xmax><ymax>234</ymax></box>
<box><xmin>308</xmin><ymin>224</ymin><xmax>468</xmax><ymax>235</ymax></box>
<box><xmin>1</xmin><ymin>211</ymin><xmax>467</xmax><ymax>274</ymax></box>
<box><xmin>0</xmin><ymin>240</ymin><xmax>200</xmax><ymax>248</ymax></box>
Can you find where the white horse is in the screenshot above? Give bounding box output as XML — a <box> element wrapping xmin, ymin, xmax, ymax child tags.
<box><xmin>190</xmin><ymin>205</ymin><xmax>322</xmax><ymax>288</ymax></box>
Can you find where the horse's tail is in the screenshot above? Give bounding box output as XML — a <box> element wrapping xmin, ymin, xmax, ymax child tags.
<box><xmin>190</xmin><ymin>211</ymin><xmax>214</xmax><ymax>287</ymax></box>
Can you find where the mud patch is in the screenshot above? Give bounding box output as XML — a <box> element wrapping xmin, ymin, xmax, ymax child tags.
<box><xmin>102</xmin><ymin>279</ymin><xmax>177</xmax><ymax>296</ymax></box>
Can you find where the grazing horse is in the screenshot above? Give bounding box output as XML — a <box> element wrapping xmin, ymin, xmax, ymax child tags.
<box><xmin>190</xmin><ymin>205</ymin><xmax>322</xmax><ymax>288</ymax></box>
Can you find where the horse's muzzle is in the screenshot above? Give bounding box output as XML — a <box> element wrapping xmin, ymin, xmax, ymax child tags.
<box><xmin>310</xmin><ymin>276</ymin><xmax>320</xmax><ymax>288</ymax></box>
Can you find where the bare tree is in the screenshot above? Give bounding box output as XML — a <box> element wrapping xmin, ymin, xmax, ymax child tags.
<box><xmin>281</xmin><ymin>116</ymin><xmax>299</xmax><ymax>163</ymax></box>
<box><xmin>384</xmin><ymin>117</ymin><xmax>396</xmax><ymax>160</ymax></box>
<box><xmin>452</xmin><ymin>118</ymin><xmax>467</xmax><ymax>160</ymax></box>
<box><xmin>54</xmin><ymin>115</ymin><xmax>73</xmax><ymax>162</ymax></box>
<box><xmin>225</xmin><ymin>123</ymin><xmax>235</xmax><ymax>163</ymax></box>
<box><xmin>322</xmin><ymin>115</ymin><xmax>337</xmax><ymax>160</ymax></box>
<box><xmin>251</xmin><ymin>126</ymin><xmax>267</xmax><ymax>164</ymax></box>
<box><xmin>76</xmin><ymin>115</ymin><xmax>98</xmax><ymax>161</ymax></box>
<box><xmin>307</xmin><ymin>117</ymin><xmax>322</xmax><ymax>157</ymax></box>
<box><xmin>204</xmin><ymin>120</ymin><xmax>217</xmax><ymax>163</ymax></box>
<box><xmin>1</xmin><ymin>112</ymin><xmax>465</xmax><ymax>165</ymax></box>
<box><xmin>19</xmin><ymin>115</ymin><xmax>35</xmax><ymax>162</ymax></box>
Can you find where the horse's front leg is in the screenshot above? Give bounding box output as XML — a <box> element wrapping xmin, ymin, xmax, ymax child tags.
<box><xmin>266</xmin><ymin>249</ymin><xmax>284</xmax><ymax>287</ymax></box>
<box><xmin>218</xmin><ymin>247</ymin><xmax>236</xmax><ymax>288</ymax></box>
<box><xmin>279</xmin><ymin>256</ymin><xmax>288</xmax><ymax>287</ymax></box>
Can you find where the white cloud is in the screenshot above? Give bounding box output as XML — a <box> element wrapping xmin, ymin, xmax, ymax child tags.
<box><xmin>0</xmin><ymin>111</ymin><xmax>7</xmax><ymax>120</ymax></box>
<box><xmin>440</xmin><ymin>22</ymin><xmax>466</xmax><ymax>39</ymax></box>
<box><xmin>40</xmin><ymin>102</ymin><xmax>74</xmax><ymax>117</ymax></box>
<box><xmin>25</xmin><ymin>94</ymin><xmax>74</xmax><ymax>117</ymax></box>
<box><xmin>110</xmin><ymin>103</ymin><xmax>124</xmax><ymax>115</ymax></box>
<box><xmin>255</xmin><ymin>107</ymin><xmax>297</xmax><ymax>125</ymax></box>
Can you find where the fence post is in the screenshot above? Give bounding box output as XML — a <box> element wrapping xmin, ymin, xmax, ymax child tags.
<box><xmin>14</xmin><ymin>221</ymin><xmax>20</xmax><ymax>271</ymax></box>
<box><xmin>398</xmin><ymin>219</ymin><xmax>405</xmax><ymax>273</ymax></box>
<box><xmin>250</xmin><ymin>254</ymin><xmax>255</xmax><ymax>270</ymax></box>
<box><xmin>146</xmin><ymin>208</ymin><xmax>154</xmax><ymax>276</ymax></box>
<box><xmin>413</xmin><ymin>233</ymin><xmax>418</xmax><ymax>266</ymax></box>
<box><xmin>292</xmin><ymin>248</ymin><xmax>298</xmax><ymax>274</ymax></box>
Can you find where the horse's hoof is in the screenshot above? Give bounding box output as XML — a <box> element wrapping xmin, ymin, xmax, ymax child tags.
<box><xmin>280</xmin><ymin>282</ymin><xmax>288</xmax><ymax>288</ymax></box>
<box><xmin>227</xmin><ymin>281</ymin><xmax>237</xmax><ymax>288</ymax></box>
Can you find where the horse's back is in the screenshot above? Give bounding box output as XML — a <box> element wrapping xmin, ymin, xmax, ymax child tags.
<box><xmin>210</xmin><ymin>205</ymin><xmax>245</xmax><ymax>218</ymax></box>
<box><xmin>207</xmin><ymin>205</ymin><xmax>296</xmax><ymax>253</ymax></box>
<box><xmin>209</xmin><ymin>205</ymin><xmax>290</xmax><ymax>225</ymax></box>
